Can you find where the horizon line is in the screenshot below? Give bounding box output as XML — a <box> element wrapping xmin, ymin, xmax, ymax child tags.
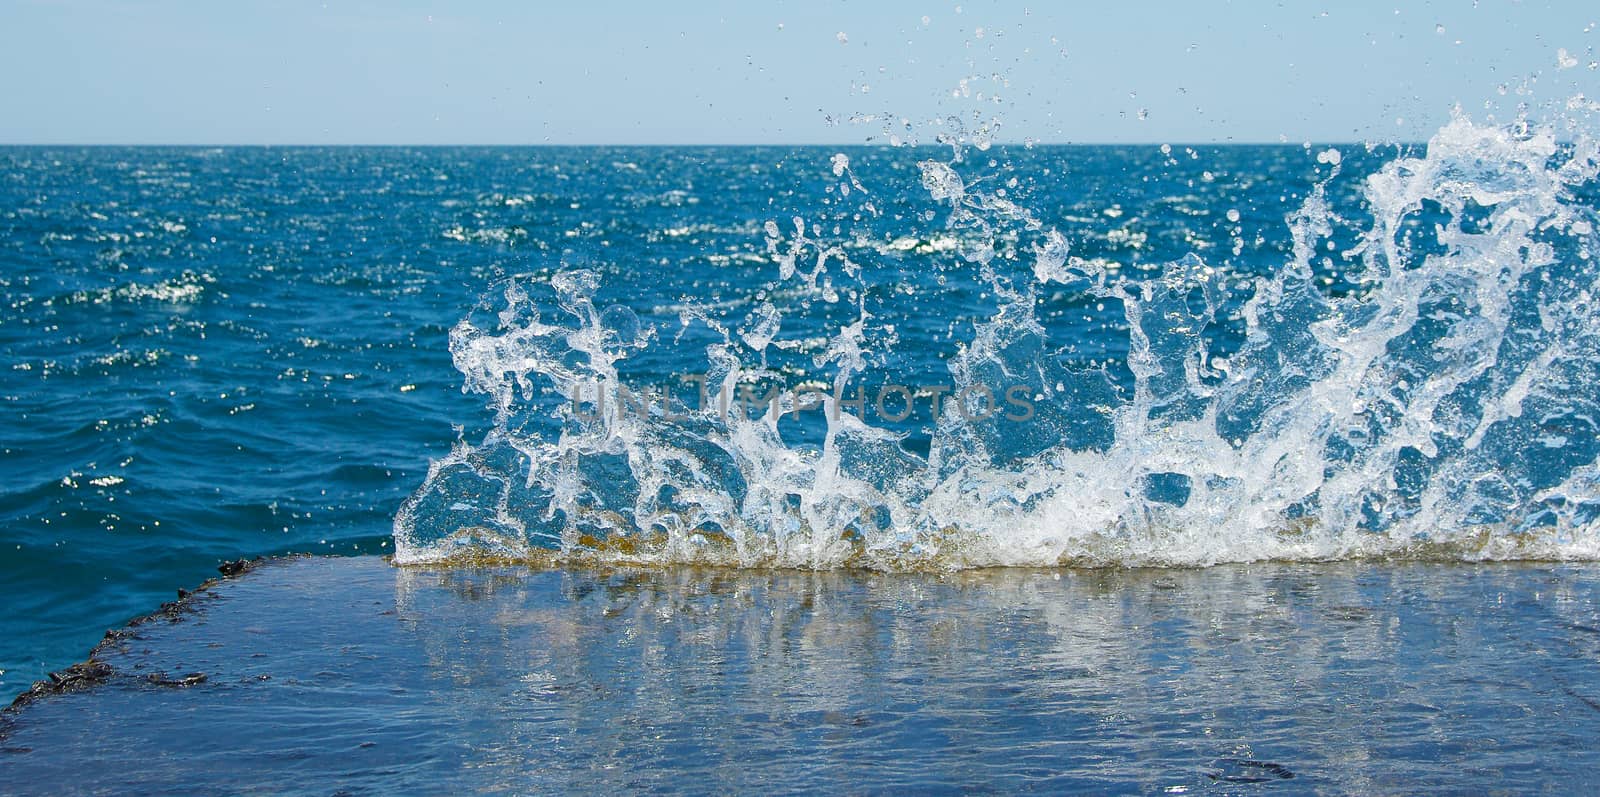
<box><xmin>0</xmin><ymin>139</ymin><xmax>1423</xmax><ymax>149</ymax></box>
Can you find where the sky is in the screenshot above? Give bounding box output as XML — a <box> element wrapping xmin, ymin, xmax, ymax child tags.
<box><xmin>1</xmin><ymin>0</ymin><xmax>1597</xmax><ymax>145</ymax></box>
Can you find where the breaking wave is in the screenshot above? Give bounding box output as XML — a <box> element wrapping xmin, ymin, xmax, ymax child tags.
<box><xmin>395</xmin><ymin>112</ymin><xmax>1600</xmax><ymax>569</ymax></box>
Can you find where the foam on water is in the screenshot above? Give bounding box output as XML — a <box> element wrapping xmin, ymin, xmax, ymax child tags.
<box><xmin>394</xmin><ymin>111</ymin><xmax>1600</xmax><ymax>569</ymax></box>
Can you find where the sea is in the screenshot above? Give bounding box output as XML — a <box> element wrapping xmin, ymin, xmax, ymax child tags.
<box><xmin>4</xmin><ymin>113</ymin><xmax>1600</xmax><ymax>774</ymax></box>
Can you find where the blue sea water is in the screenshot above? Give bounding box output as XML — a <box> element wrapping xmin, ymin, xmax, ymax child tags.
<box><xmin>4</xmin><ymin>123</ymin><xmax>1600</xmax><ymax>693</ymax></box>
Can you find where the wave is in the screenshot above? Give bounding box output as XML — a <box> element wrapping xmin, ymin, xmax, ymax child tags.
<box><xmin>394</xmin><ymin>112</ymin><xmax>1600</xmax><ymax>569</ymax></box>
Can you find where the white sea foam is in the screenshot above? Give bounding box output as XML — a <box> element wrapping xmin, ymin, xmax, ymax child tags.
<box><xmin>395</xmin><ymin>111</ymin><xmax>1600</xmax><ymax>569</ymax></box>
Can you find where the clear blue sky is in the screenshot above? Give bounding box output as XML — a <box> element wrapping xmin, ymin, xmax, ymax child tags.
<box><xmin>1</xmin><ymin>0</ymin><xmax>1595</xmax><ymax>144</ymax></box>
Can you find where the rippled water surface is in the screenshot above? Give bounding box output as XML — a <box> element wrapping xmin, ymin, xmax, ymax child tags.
<box><xmin>6</xmin><ymin>124</ymin><xmax>1600</xmax><ymax>697</ymax></box>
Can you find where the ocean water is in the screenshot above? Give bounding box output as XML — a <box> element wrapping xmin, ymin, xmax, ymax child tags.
<box><xmin>5</xmin><ymin>113</ymin><xmax>1600</xmax><ymax>695</ymax></box>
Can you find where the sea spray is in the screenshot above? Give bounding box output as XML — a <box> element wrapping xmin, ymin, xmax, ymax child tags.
<box><xmin>394</xmin><ymin>112</ymin><xmax>1600</xmax><ymax>568</ymax></box>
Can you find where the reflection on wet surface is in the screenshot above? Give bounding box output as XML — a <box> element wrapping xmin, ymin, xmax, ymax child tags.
<box><xmin>3</xmin><ymin>556</ymin><xmax>1599</xmax><ymax>793</ymax></box>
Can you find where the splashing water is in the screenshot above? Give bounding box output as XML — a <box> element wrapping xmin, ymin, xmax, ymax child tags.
<box><xmin>394</xmin><ymin>112</ymin><xmax>1600</xmax><ymax>569</ymax></box>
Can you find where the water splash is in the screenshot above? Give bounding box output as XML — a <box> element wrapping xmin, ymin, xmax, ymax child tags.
<box><xmin>395</xmin><ymin>112</ymin><xmax>1600</xmax><ymax>569</ymax></box>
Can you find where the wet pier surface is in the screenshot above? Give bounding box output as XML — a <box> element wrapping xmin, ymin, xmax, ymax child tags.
<box><xmin>4</xmin><ymin>556</ymin><xmax>1599</xmax><ymax>794</ymax></box>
